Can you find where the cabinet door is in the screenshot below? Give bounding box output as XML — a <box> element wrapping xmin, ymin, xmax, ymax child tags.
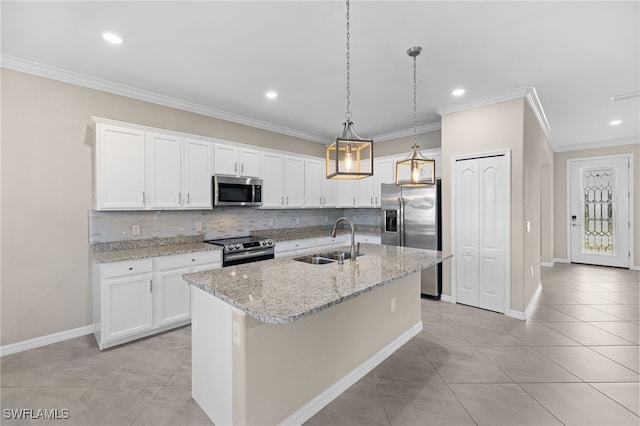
<box><xmin>96</xmin><ymin>125</ymin><xmax>146</xmax><ymax>209</ymax></box>
<box><xmin>154</xmin><ymin>268</ymin><xmax>191</xmax><ymax>327</ymax></box>
<box><xmin>284</xmin><ymin>156</ymin><xmax>305</xmax><ymax>207</ymax></box>
<box><xmin>103</xmin><ymin>274</ymin><xmax>154</xmax><ymax>341</ymax></box>
<box><xmin>322</xmin><ymin>178</ymin><xmax>338</xmax><ymax>207</ymax></box>
<box><xmin>374</xmin><ymin>159</ymin><xmax>395</xmax><ymax>207</ymax></box>
<box><xmin>183</xmin><ymin>140</ymin><xmax>213</xmax><ymax>208</ymax></box>
<box><xmin>337</xmin><ymin>181</ymin><xmax>356</xmax><ymax>207</ymax></box>
<box><xmin>304</xmin><ymin>159</ymin><xmax>323</xmax><ymax>208</ymax></box>
<box><xmin>239</xmin><ymin>149</ymin><xmax>261</xmax><ymax>177</ymax></box>
<box><xmin>261</xmin><ymin>153</ymin><xmax>285</xmax><ymax>207</ymax></box>
<box><xmin>147</xmin><ymin>134</ymin><xmax>182</xmax><ymax>209</ymax></box>
<box><xmin>214</xmin><ymin>145</ymin><xmax>238</xmax><ymax>176</ymax></box>
<box><xmin>356</xmin><ymin>160</ymin><xmax>375</xmax><ymax>207</ymax></box>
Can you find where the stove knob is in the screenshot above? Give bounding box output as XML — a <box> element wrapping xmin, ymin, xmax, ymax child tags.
<box><xmin>267</xmin><ymin>240</ymin><xmax>273</xmax><ymax>246</ymax></box>
<box><xmin>226</xmin><ymin>246</ymin><xmax>234</xmax><ymax>252</ymax></box>
<box><xmin>235</xmin><ymin>244</ymin><xmax>241</xmax><ymax>250</ymax></box>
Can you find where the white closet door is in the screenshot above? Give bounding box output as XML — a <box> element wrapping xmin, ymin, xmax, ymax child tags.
<box><xmin>477</xmin><ymin>157</ymin><xmax>507</xmax><ymax>312</ymax></box>
<box><xmin>455</xmin><ymin>155</ymin><xmax>508</xmax><ymax>313</ymax></box>
<box><xmin>455</xmin><ymin>159</ymin><xmax>479</xmax><ymax>307</ymax></box>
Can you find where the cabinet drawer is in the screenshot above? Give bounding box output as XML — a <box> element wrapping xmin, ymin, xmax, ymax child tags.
<box><xmin>101</xmin><ymin>259</ymin><xmax>153</xmax><ymax>279</ymax></box>
<box><xmin>155</xmin><ymin>251</ymin><xmax>222</xmax><ymax>270</ymax></box>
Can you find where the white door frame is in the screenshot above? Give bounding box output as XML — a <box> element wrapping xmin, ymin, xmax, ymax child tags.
<box><xmin>566</xmin><ymin>154</ymin><xmax>634</xmax><ymax>269</ymax></box>
<box><xmin>451</xmin><ymin>150</ymin><xmax>511</xmax><ymax>315</ymax></box>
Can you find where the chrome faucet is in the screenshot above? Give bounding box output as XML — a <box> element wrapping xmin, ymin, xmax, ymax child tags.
<box><xmin>331</xmin><ymin>217</ymin><xmax>357</xmax><ymax>261</ymax></box>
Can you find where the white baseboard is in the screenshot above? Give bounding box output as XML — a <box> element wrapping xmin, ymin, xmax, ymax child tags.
<box><xmin>506</xmin><ymin>310</ymin><xmax>526</xmax><ymax>320</ymax></box>
<box><xmin>553</xmin><ymin>258</ymin><xmax>570</xmax><ymax>264</ymax></box>
<box><xmin>440</xmin><ymin>294</ymin><xmax>453</xmax><ymax>303</ymax></box>
<box><xmin>0</xmin><ymin>325</ymin><xmax>94</xmax><ymax>357</ymax></box>
<box><xmin>631</xmin><ymin>265</ymin><xmax>640</xmax><ymax>271</ymax></box>
<box><xmin>525</xmin><ymin>283</ymin><xmax>543</xmax><ymax>320</ymax></box>
<box><xmin>281</xmin><ymin>321</ymin><xmax>423</xmax><ymax>426</ymax></box>
<box><xmin>541</xmin><ymin>261</ymin><xmax>554</xmax><ymax>268</ymax></box>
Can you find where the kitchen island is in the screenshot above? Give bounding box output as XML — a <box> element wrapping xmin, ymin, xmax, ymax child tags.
<box><xmin>183</xmin><ymin>243</ymin><xmax>450</xmax><ymax>425</ymax></box>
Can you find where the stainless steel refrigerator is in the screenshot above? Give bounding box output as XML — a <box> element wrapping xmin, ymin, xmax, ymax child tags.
<box><xmin>381</xmin><ymin>180</ymin><xmax>442</xmax><ymax>298</ymax></box>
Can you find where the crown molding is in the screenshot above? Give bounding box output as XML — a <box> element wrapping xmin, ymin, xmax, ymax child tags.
<box><xmin>1</xmin><ymin>54</ymin><xmax>328</xmax><ymax>144</ymax></box>
<box><xmin>554</xmin><ymin>137</ymin><xmax>640</xmax><ymax>153</ymax></box>
<box><xmin>374</xmin><ymin>122</ymin><xmax>441</xmax><ymax>142</ymax></box>
<box><xmin>436</xmin><ymin>86</ymin><xmax>558</xmax><ymax>152</ymax></box>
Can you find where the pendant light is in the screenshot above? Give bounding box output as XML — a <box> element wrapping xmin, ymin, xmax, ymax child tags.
<box><xmin>326</xmin><ymin>0</ymin><xmax>373</xmax><ymax>180</ymax></box>
<box><xmin>395</xmin><ymin>46</ymin><xmax>435</xmax><ymax>186</ymax></box>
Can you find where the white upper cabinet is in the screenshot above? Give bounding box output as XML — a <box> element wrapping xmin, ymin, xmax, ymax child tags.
<box><xmin>261</xmin><ymin>152</ymin><xmax>285</xmax><ymax>207</ymax></box>
<box><xmin>337</xmin><ymin>181</ymin><xmax>356</xmax><ymax>207</ymax></box>
<box><xmin>183</xmin><ymin>139</ymin><xmax>213</xmax><ymax>209</ymax></box>
<box><xmin>94</xmin><ymin>119</ymin><xmax>213</xmax><ymax>211</ymax></box>
<box><xmin>261</xmin><ymin>153</ymin><xmax>304</xmax><ymax>208</ymax></box>
<box><xmin>284</xmin><ymin>156</ymin><xmax>305</xmax><ymax>208</ymax></box>
<box><xmin>146</xmin><ymin>133</ymin><xmax>183</xmax><ymax>209</ymax></box>
<box><xmin>146</xmin><ymin>136</ymin><xmax>212</xmax><ymax>210</ymax></box>
<box><xmin>96</xmin><ymin>124</ymin><xmax>147</xmax><ymax>210</ymax></box>
<box><xmin>305</xmin><ymin>159</ymin><xmax>337</xmax><ymax>208</ymax></box>
<box><xmin>214</xmin><ymin>144</ymin><xmax>261</xmax><ymax>177</ymax></box>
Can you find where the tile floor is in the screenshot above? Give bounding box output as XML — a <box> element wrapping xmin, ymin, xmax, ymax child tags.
<box><xmin>1</xmin><ymin>263</ymin><xmax>638</xmax><ymax>425</ymax></box>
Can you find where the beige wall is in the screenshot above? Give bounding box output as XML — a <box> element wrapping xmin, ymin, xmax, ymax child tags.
<box><xmin>554</xmin><ymin>143</ymin><xmax>640</xmax><ymax>266</ymax></box>
<box><xmin>374</xmin><ymin>130</ymin><xmax>441</xmax><ymax>158</ymax></box>
<box><xmin>523</xmin><ymin>101</ymin><xmax>554</xmax><ymax>305</ymax></box>
<box><xmin>0</xmin><ymin>68</ymin><xmax>325</xmax><ymax>346</ymax></box>
<box><xmin>441</xmin><ymin>98</ymin><xmax>527</xmax><ymax>312</ymax></box>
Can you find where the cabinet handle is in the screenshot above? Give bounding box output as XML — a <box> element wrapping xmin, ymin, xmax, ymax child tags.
<box><xmin>187</xmin><ymin>193</ymin><xmax>190</xmax><ymax>204</ymax></box>
<box><xmin>353</xmin><ymin>197</ymin><xmax>355</xmax><ymax>205</ymax></box>
<box><xmin>375</xmin><ymin>196</ymin><xmax>378</xmax><ymax>205</ymax></box>
<box><xmin>324</xmin><ymin>197</ymin><xmax>326</xmax><ymax>204</ymax></box>
<box><xmin>142</xmin><ymin>191</ymin><xmax>146</xmax><ymax>204</ymax></box>
<box><xmin>320</xmin><ymin>197</ymin><xmax>322</xmax><ymax>205</ymax></box>
<box><xmin>149</xmin><ymin>279</ymin><xmax>153</xmax><ymax>293</ymax></box>
<box><xmin>178</xmin><ymin>192</ymin><xmax>182</xmax><ymax>204</ymax></box>
<box><xmin>234</xmin><ymin>162</ymin><xmax>238</xmax><ymax>172</ymax></box>
<box><xmin>129</xmin><ymin>267</ymin><xmax>133</xmax><ymax>271</ymax></box>
<box><xmin>281</xmin><ymin>196</ymin><xmax>284</xmax><ymax>205</ymax></box>
<box><xmin>241</xmin><ymin>164</ymin><xmax>244</xmax><ymax>174</ymax></box>
<box><xmin>287</xmin><ymin>196</ymin><xmax>289</xmax><ymax>205</ymax></box>
<box><xmin>370</xmin><ymin>196</ymin><xmax>373</xmax><ymax>205</ymax></box>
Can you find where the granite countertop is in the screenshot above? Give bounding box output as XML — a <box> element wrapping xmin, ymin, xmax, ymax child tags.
<box><xmin>91</xmin><ymin>236</ymin><xmax>221</xmax><ymax>263</ymax></box>
<box><xmin>183</xmin><ymin>243</ymin><xmax>450</xmax><ymax>325</ymax></box>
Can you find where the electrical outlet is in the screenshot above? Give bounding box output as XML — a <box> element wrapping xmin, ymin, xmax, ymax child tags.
<box><xmin>195</xmin><ymin>222</ymin><xmax>202</xmax><ymax>232</ymax></box>
<box><xmin>131</xmin><ymin>224</ymin><xmax>140</xmax><ymax>235</ymax></box>
<box><xmin>232</xmin><ymin>322</ymin><xmax>240</xmax><ymax>345</ymax></box>
<box><xmin>390</xmin><ymin>297</ymin><xmax>396</xmax><ymax>313</ymax></box>
<box><xmin>324</xmin><ymin>216</ymin><xmax>328</xmax><ymax>223</ymax></box>
<box><xmin>295</xmin><ymin>217</ymin><xmax>300</xmax><ymax>225</ymax></box>
<box><xmin>268</xmin><ymin>218</ymin><xmax>274</xmax><ymax>226</ymax></box>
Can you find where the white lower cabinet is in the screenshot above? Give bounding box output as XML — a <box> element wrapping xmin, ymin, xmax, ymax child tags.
<box><xmin>93</xmin><ymin>251</ymin><xmax>222</xmax><ymax>349</ymax></box>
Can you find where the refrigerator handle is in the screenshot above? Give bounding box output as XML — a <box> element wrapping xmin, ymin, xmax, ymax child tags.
<box><xmin>398</xmin><ymin>197</ymin><xmax>405</xmax><ymax>246</ymax></box>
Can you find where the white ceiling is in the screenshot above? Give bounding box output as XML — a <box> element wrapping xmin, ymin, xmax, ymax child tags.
<box><xmin>2</xmin><ymin>1</ymin><xmax>639</xmax><ymax>151</ymax></box>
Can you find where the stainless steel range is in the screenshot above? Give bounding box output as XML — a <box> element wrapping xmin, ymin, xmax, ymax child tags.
<box><xmin>205</xmin><ymin>236</ymin><xmax>275</xmax><ymax>267</ymax></box>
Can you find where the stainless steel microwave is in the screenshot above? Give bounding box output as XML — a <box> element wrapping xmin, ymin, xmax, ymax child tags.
<box><xmin>213</xmin><ymin>175</ymin><xmax>263</xmax><ymax>207</ymax></box>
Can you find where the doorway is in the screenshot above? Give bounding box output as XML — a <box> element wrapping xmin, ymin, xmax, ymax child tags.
<box><xmin>453</xmin><ymin>152</ymin><xmax>510</xmax><ymax>313</ymax></box>
<box><xmin>569</xmin><ymin>156</ymin><xmax>631</xmax><ymax>268</ymax></box>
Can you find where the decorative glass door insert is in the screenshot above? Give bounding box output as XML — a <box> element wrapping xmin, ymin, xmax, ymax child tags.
<box><xmin>582</xmin><ymin>166</ymin><xmax>615</xmax><ymax>255</ymax></box>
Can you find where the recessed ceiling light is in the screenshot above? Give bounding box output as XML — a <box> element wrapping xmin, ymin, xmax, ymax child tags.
<box><xmin>102</xmin><ymin>33</ymin><xmax>123</xmax><ymax>44</ymax></box>
<box><xmin>452</xmin><ymin>88</ymin><xmax>465</xmax><ymax>97</ymax></box>
<box><xmin>609</xmin><ymin>119</ymin><xmax>622</xmax><ymax>126</ymax></box>
<box><xmin>265</xmin><ymin>91</ymin><xmax>278</xmax><ymax>99</ymax></box>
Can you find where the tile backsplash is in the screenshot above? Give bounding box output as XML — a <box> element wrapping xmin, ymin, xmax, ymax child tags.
<box><xmin>89</xmin><ymin>208</ymin><xmax>381</xmax><ymax>243</ymax></box>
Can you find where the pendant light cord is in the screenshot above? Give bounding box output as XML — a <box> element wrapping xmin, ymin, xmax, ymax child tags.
<box><xmin>413</xmin><ymin>53</ymin><xmax>417</xmax><ymax>144</ymax></box>
<box><xmin>345</xmin><ymin>0</ymin><xmax>352</xmax><ymax>122</ymax></box>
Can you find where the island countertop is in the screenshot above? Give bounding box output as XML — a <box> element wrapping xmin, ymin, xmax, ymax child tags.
<box><xmin>183</xmin><ymin>243</ymin><xmax>450</xmax><ymax>325</ymax></box>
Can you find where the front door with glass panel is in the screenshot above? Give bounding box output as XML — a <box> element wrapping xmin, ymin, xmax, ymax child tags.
<box><xmin>569</xmin><ymin>157</ymin><xmax>630</xmax><ymax>268</ymax></box>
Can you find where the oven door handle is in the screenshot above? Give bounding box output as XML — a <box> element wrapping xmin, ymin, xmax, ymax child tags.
<box><xmin>225</xmin><ymin>249</ymin><xmax>275</xmax><ymax>261</ymax></box>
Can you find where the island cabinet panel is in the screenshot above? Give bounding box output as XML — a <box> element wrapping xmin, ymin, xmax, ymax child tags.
<box><xmin>192</xmin><ymin>273</ymin><xmax>422</xmax><ymax>426</ymax></box>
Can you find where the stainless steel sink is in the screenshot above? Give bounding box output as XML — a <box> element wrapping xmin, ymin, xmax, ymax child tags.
<box><xmin>294</xmin><ymin>250</ymin><xmax>364</xmax><ymax>265</ymax></box>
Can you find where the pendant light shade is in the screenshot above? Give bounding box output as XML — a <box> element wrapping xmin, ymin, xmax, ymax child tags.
<box><xmin>395</xmin><ymin>143</ymin><xmax>435</xmax><ymax>186</ymax></box>
<box><xmin>326</xmin><ymin>121</ymin><xmax>373</xmax><ymax>179</ymax></box>
<box><xmin>396</xmin><ymin>46</ymin><xmax>435</xmax><ymax>186</ymax></box>
<box><xmin>326</xmin><ymin>0</ymin><xmax>374</xmax><ymax>180</ymax></box>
